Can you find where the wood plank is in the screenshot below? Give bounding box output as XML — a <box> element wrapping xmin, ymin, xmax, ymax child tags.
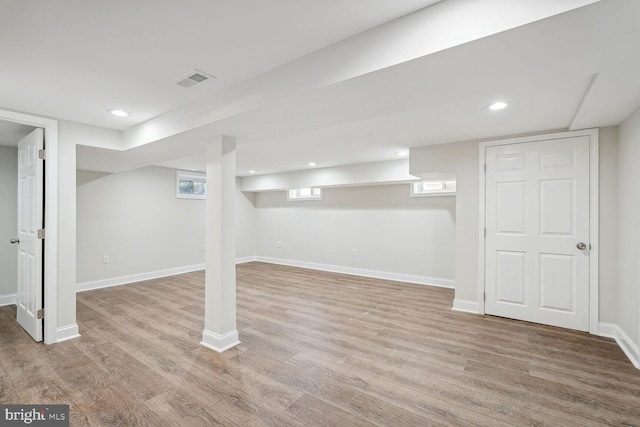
<box><xmin>0</xmin><ymin>262</ymin><xmax>638</xmax><ymax>425</ymax></box>
<box><xmin>286</xmin><ymin>394</ymin><xmax>379</xmax><ymax>427</ymax></box>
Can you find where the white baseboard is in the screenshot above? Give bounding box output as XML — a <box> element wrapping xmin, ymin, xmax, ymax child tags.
<box><xmin>236</xmin><ymin>256</ymin><xmax>258</xmax><ymax>264</ymax></box>
<box><xmin>255</xmin><ymin>256</ymin><xmax>455</xmax><ymax>289</ymax></box>
<box><xmin>599</xmin><ymin>322</ymin><xmax>640</xmax><ymax>369</ymax></box>
<box><xmin>201</xmin><ymin>329</ymin><xmax>240</xmax><ymax>353</ymax></box>
<box><xmin>597</xmin><ymin>322</ymin><xmax>618</xmax><ymax>338</ymax></box>
<box><xmin>77</xmin><ymin>258</ymin><xmax>260</xmax><ymax>292</ymax></box>
<box><xmin>0</xmin><ymin>294</ymin><xmax>16</xmax><ymax>307</ymax></box>
<box><xmin>451</xmin><ymin>298</ymin><xmax>480</xmax><ymax>314</ymax></box>
<box><xmin>56</xmin><ymin>323</ymin><xmax>80</xmax><ymax>343</ymax></box>
<box><xmin>76</xmin><ymin>264</ymin><xmax>206</xmax><ymax>292</ymax></box>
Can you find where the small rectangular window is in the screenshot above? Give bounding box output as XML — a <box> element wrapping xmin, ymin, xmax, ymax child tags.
<box><xmin>287</xmin><ymin>187</ymin><xmax>322</xmax><ymax>201</ymax></box>
<box><xmin>410</xmin><ymin>180</ymin><xmax>456</xmax><ymax>197</ymax></box>
<box><xmin>176</xmin><ymin>170</ymin><xmax>206</xmax><ymax>199</ymax></box>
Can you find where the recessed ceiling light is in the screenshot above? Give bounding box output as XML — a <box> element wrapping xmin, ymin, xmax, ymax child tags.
<box><xmin>395</xmin><ymin>151</ymin><xmax>408</xmax><ymax>156</ymax></box>
<box><xmin>248</xmin><ymin>170</ymin><xmax>256</xmax><ymax>174</ymax></box>
<box><xmin>108</xmin><ymin>109</ymin><xmax>129</xmax><ymax>117</ymax></box>
<box><xmin>488</xmin><ymin>101</ymin><xmax>508</xmax><ymax>111</ymax></box>
<box><xmin>308</xmin><ymin>162</ymin><xmax>317</xmax><ymax>167</ymax></box>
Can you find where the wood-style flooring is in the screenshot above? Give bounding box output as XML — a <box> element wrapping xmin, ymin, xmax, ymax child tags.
<box><xmin>1</xmin><ymin>262</ymin><xmax>639</xmax><ymax>426</ymax></box>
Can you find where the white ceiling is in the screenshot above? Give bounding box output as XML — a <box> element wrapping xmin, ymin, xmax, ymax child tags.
<box><xmin>3</xmin><ymin>0</ymin><xmax>640</xmax><ymax>176</ymax></box>
<box><xmin>0</xmin><ymin>0</ymin><xmax>441</xmax><ymax>131</ymax></box>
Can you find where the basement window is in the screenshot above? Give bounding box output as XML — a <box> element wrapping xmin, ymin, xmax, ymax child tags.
<box><xmin>176</xmin><ymin>170</ymin><xmax>206</xmax><ymax>199</ymax></box>
<box><xmin>410</xmin><ymin>180</ymin><xmax>456</xmax><ymax>197</ymax></box>
<box><xmin>287</xmin><ymin>187</ymin><xmax>322</xmax><ymax>201</ymax></box>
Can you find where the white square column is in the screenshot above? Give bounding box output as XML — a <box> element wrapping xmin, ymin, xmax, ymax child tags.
<box><xmin>201</xmin><ymin>135</ymin><xmax>240</xmax><ymax>352</ymax></box>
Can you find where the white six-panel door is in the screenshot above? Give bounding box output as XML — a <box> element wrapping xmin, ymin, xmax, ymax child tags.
<box><xmin>484</xmin><ymin>136</ymin><xmax>590</xmax><ymax>331</ymax></box>
<box><xmin>16</xmin><ymin>128</ymin><xmax>44</xmax><ymax>342</ymax></box>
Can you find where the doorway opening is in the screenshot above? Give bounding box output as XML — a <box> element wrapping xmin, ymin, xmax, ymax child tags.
<box><xmin>0</xmin><ymin>109</ymin><xmax>60</xmax><ymax>344</ymax></box>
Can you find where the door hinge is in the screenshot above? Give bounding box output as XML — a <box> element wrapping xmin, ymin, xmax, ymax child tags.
<box><xmin>484</xmin><ymin>163</ymin><xmax>487</xmax><ymax>173</ymax></box>
<box><xmin>484</xmin><ymin>292</ymin><xmax>486</xmax><ymax>301</ymax></box>
<box><xmin>38</xmin><ymin>149</ymin><xmax>46</xmax><ymax>160</ymax></box>
<box><xmin>37</xmin><ymin>229</ymin><xmax>45</xmax><ymax>239</ymax></box>
<box><xmin>37</xmin><ymin>309</ymin><xmax>44</xmax><ymax>319</ymax></box>
<box><xmin>484</xmin><ymin>228</ymin><xmax>487</xmax><ymax>237</ymax></box>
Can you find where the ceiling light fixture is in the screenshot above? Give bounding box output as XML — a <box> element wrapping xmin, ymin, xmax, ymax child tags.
<box><xmin>108</xmin><ymin>109</ymin><xmax>129</xmax><ymax>117</ymax></box>
<box><xmin>488</xmin><ymin>101</ymin><xmax>508</xmax><ymax>111</ymax></box>
<box><xmin>308</xmin><ymin>162</ymin><xmax>317</xmax><ymax>167</ymax></box>
<box><xmin>395</xmin><ymin>151</ymin><xmax>407</xmax><ymax>156</ymax></box>
<box><xmin>248</xmin><ymin>170</ymin><xmax>256</xmax><ymax>174</ymax></box>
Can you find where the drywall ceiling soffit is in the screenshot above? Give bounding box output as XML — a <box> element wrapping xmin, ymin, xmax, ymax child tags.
<box><xmin>123</xmin><ymin>0</ymin><xmax>600</xmax><ymax>149</ymax></box>
<box><xmin>75</xmin><ymin>0</ymin><xmax>640</xmax><ymax>176</ymax></box>
<box><xmin>0</xmin><ymin>0</ymin><xmax>442</xmax><ymax>131</ymax></box>
<box><xmin>571</xmin><ymin>67</ymin><xmax>640</xmax><ymax>130</ymax></box>
<box><xmin>76</xmin><ymin>125</ymin><xmax>210</xmax><ymax>173</ymax></box>
<box><xmin>226</xmin><ymin>0</ymin><xmax>639</xmax><ymax>175</ymax></box>
<box><xmin>240</xmin><ymin>159</ymin><xmax>418</xmax><ymax>192</ymax></box>
<box><xmin>232</xmin><ymin>74</ymin><xmax>593</xmax><ymax>175</ymax></box>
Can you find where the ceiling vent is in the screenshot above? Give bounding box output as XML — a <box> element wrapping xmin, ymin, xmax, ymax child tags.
<box><xmin>175</xmin><ymin>70</ymin><xmax>215</xmax><ymax>88</ymax></box>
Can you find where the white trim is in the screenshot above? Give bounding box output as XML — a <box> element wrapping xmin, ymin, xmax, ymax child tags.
<box><xmin>235</xmin><ymin>256</ymin><xmax>258</xmax><ymax>264</ymax></box>
<box><xmin>0</xmin><ymin>108</ymin><xmax>59</xmax><ymax>345</ymax></box>
<box><xmin>76</xmin><ymin>264</ymin><xmax>205</xmax><ymax>292</ymax></box>
<box><xmin>452</xmin><ymin>299</ymin><xmax>480</xmax><ymax>314</ymax></box>
<box><xmin>255</xmin><ymin>256</ymin><xmax>455</xmax><ymax>288</ymax></box>
<box><xmin>597</xmin><ymin>322</ymin><xmax>618</xmax><ymax>338</ymax></box>
<box><xmin>55</xmin><ymin>323</ymin><xmax>80</xmax><ymax>343</ymax></box>
<box><xmin>588</xmin><ymin>129</ymin><xmax>600</xmax><ymax>334</ymax></box>
<box><xmin>0</xmin><ymin>294</ymin><xmax>17</xmax><ymax>307</ymax></box>
<box><xmin>76</xmin><ymin>258</ymin><xmax>256</xmax><ymax>292</ymax></box>
<box><xmin>477</xmin><ymin>128</ymin><xmax>599</xmax><ymax>333</ymax></box>
<box><xmin>598</xmin><ymin>322</ymin><xmax>640</xmax><ymax>369</ymax></box>
<box><xmin>201</xmin><ymin>329</ymin><xmax>240</xmax><ymax>353</ymax></box>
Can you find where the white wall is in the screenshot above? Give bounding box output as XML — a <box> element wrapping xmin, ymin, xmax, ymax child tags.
<box><xmin>236</xmin><ymin>180</ymin><xmax>257</xmax><ymax>259</ymax></box>
<box><xmin>598</xmin><ymin>127</ymin><xmax>618</xmax><ymax>323</ymax></box>
<box><xmin>0</xmin><ymin>146</ymin><xmax>18</xmax><ymax>298</ymax></box>
<box><xmin>77</xmin><ymin>166</ymin><xmax>454</xmax><ymax>286</ymax></box>
<box><xmin>77</xmin><ymin>166</ymin><xmax>206</xmax><ymax>283</ymax></box>
<box><xmin>410</xmin><ymin>140</ymin><xmax>478</xmax><ymax>300</ymax></box>
<box><xmin>410</xmin><ymin>129</ymin><xmax>618</xmax><ymax>322</ymax></box>
<box><xmin>77</xmin><ymin>168</ymin><xmax>257</xmax><ymax>285</ymax></box>
<box><xmin>255</xmin><ymin>184</ymin><xmax>456</xmax><ymax>283</ymax></box>
<box><xmin>617</xmin><ymin>108</ymin><xmax>640</xmax><ymax>350</ymax></box>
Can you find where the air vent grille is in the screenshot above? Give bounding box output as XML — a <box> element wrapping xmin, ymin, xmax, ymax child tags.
<box><xmin>176</xmin><ymin>70</ymin><xmax>214</xmax><ymax>88</ymax></box>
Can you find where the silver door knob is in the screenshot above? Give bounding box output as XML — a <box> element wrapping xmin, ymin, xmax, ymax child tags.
<box><xmin>10</xmin><ymin>238</ymin><xmax>19</xmax><ymax>244</ymax></box>
<box><xmin>576</xmin><ymin>242</ymin><xmax>587</xmax><ymax>250</ymax></box>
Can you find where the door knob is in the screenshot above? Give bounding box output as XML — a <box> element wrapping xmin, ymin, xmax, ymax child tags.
<box><xmin>10</xmin><ymin>238</ymin><xmax>20</xmax><ymax>244</ymax></box>
<box><xmin>576</xmin><ymin>242</ymin><xmax>587</xmax><ymax>250</ymax></box>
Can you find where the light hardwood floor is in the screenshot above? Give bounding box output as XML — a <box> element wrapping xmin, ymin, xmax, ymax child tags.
<box><xmin>1</xmin><ymin>262</ymin><xmax>639</xmax><ymax>426</ymax></box>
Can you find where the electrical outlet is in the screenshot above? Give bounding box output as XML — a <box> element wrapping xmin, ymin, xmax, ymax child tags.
<box><xmin>200</xmin><ymin>244</ymin><xmax>205</xmax><ymax>252</ymax></box>
<box><xmin>277</xmin><ymin>240</ymin><xmax>282</xmax><ymax>248</ymax></box>
<box><xmin>352</xmin><ymin>249</ymin><xmax>357</xmax><ymax>257</ymax></box>
<box><xmin>102</xmin><ymin>255</ymin><xmax>110</xmax><ymax>264</ymax></box>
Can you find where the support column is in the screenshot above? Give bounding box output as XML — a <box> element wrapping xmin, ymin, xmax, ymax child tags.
<box><xmin>201</xmin><ymin>135</ymin><xmax>240</xmax><ymax>352</ymax></box>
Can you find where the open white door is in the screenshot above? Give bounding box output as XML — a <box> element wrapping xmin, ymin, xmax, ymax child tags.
<box><xmin>16</xmin><ymin>128</ymin><xmax>44</xmax><ymax>341</ymax></box>
<box><xmin>484</xmin><ymin>136</ymin><xmax>590</xmax><ymax>331</ymax></box>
